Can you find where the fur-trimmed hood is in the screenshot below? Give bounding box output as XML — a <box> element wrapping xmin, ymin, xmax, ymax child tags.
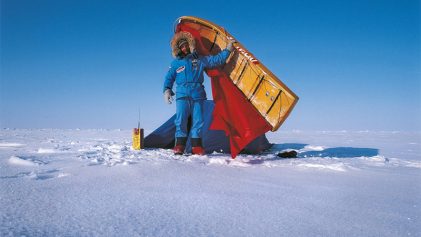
<box><xmin>171</xmin><ymin>31</ymin><xmax>196</xmax><ymax>58</ymax></box>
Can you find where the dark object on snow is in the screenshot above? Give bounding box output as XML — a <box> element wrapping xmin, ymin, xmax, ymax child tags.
<box><xmin>277</xmin><ymin>150</ymin><xmax>298</xmax><ymax>158</ymax></box>
<box><xmin>144</xmin><ymin>100</ymin><xmax>272</xmax><ymax>154</ymax></box>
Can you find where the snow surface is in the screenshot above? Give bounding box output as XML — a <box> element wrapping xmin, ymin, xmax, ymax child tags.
<box><xmin>1</xmin><ymin>129</ymin><xmax>420</xmax><ymax>236</ymax></box>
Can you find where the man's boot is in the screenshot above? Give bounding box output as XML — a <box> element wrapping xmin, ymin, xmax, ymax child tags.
<box><xmin>191</xmin><ymin>138</ymin><xmax>205</xmax><ymax>155</ymax></box>
<box><xmin>174</xmin><ymin>137</ymin><xmax>187</xmax><ymax>155</ymax></box>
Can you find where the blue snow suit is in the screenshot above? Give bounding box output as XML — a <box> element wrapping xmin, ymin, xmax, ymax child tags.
<box><xmin>163</xmin><ymin>49</ymin><xmax>230</xmax><ymax>139</ymax></box>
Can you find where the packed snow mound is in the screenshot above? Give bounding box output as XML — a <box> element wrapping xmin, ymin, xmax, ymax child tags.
<box><xmin>9</xmin><ymin>156</ymin><xmax>40</xmax><ymax>166</ymax></box>
<box><xmin>0</xmin><ymin>142</ymin><xmax>25</xmax><ymax>148</ymax></box>
<box><xmin>302</xmin><ymin>145</ymin><xmax>326</xmax><ymax>151</ymax></box>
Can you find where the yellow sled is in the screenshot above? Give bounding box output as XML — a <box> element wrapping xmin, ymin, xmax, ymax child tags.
<box><xmin>175</xmin><ymin>16</ymin><xmax>299</xmax><ymax>131</ymax></box>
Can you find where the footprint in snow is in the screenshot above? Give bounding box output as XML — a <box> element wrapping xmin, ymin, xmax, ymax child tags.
<box><xmin>0</xmin><ymin>169</ymin><xmax>68</xmax><ymax>180</ymax></box>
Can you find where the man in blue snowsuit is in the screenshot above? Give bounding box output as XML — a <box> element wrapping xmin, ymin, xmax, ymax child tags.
<box><xmin>163</xmin><ymin>31</ymin><xmax>234</xmax><ymax>155</ymax></box>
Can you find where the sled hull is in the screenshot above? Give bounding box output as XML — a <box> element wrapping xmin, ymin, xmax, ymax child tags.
<box><xmin>175</xmin><ymin>16</ymin><xmax>299</xmax><ymax>131</ymax></box>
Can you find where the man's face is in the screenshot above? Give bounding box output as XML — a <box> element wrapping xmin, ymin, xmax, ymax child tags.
<box><xmin>180</xmin><ymin>42</ymin><xmax>190</xmax><ymax>55</ymax></box>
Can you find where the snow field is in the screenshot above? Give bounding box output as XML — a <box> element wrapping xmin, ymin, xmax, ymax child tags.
<box><xmin>1</xmin><ymin>129</ymin><xmax>420</xmax><ymax>236</ymax></box>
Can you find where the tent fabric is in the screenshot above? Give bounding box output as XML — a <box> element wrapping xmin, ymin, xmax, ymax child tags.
<box><xmin>144</xmin><ymin>100</ymin><xmax>272</xmax><ymax>155</ymax></box>
<box><xmin>176</xmin><ymin>23</ymin><xmax>273</xmax><ymax>158</ymax></box>
<box><xmin>208</xmin><ymin>69</ymin><xmax>273</xmax><ymax>158</ymax></box>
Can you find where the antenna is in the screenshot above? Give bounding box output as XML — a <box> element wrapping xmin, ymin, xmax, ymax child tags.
<box><xmin>132</xmin><ymin>107</ymin><xmax>143</xmax><ymax>150</ymax></box>
<box><xmin>138</xmin><ymin>107</ymin><xmax>140</xmax><ymax>129</ymax></box>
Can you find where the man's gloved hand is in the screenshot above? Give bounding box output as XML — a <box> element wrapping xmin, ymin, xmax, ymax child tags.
<box><xmin>226</xmin><ymin>39</ymin><xmax>236</xmax><ymax>52</ymax></box>
<box><xmin>164</xmin><ymin>89</ymin><xmax>174</xmax><ymax>104</ymax></box>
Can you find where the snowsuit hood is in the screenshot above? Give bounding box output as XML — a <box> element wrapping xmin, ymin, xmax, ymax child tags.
<box><xmin>171</xmin><ymin>31</ymin><xmax>196</xmax><ymax>58</ymax></box>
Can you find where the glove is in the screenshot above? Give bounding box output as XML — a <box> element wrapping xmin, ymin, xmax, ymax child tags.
<box><xmin>164</xmin><ymin>89</ymin><xmax>174</xmax><ymax>104</ymax></box>
<box><xmin>226</xmin><ymin>39</ymin><xmax>236</xmax><ymax>52</ymax></box>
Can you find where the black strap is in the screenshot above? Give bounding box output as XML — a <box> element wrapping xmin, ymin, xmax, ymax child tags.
<box><xmin>209</xmin><ymin>32</ymin><xmax>219</xmax><ymax>52</ymax></box>
<box><xmin>248</xmin><ymin>75</ymin><xmax>265</xmax><ymax>101</ymax></box>
<box><xmin>265</xmin><ymin>90</ymin><xmax>282</xmax><ymax>115</ymax></box>
<box><xmin>235</xmin><ymin>61</ymin><xmax>248</xmax><ymax>85</ymax></box>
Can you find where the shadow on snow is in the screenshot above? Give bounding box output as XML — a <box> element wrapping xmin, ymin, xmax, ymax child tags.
<box><xmin>269</xmin><ymin>143</ymin><xmax>379</xmax><ymax>159</ymax></box>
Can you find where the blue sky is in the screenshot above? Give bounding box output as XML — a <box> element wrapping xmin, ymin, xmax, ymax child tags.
<box><xmin>1</xmin><ymin>0</ymin><xmax>420</xmax><ymax>131</ymax></box>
